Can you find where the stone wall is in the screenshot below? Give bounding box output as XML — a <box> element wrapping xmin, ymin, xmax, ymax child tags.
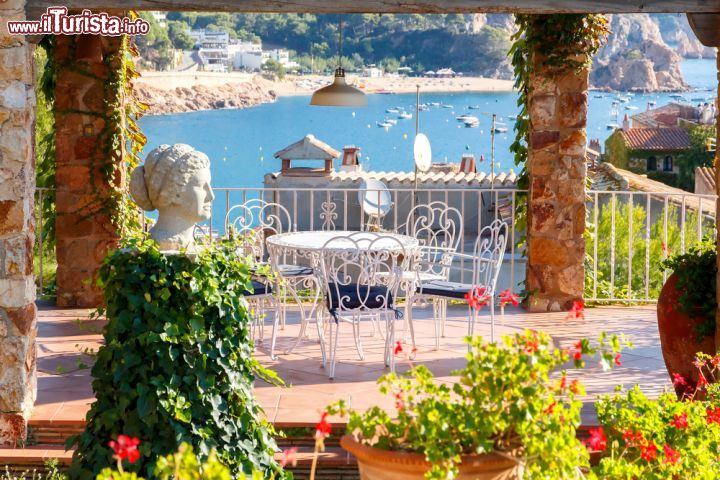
<box><xmin>54</xmin><ymin>35</ymin><xmax>124</xmax><ymax>307</ymax></box>
<box><xmin>0</xmin><ymin>0</ymin><xmax>37</xmax><ymax>445</ymax></box>
<box><xmin>526</xmin><ymin>55</ymin><xmax>588</xmax><ymax>312</ymax></box>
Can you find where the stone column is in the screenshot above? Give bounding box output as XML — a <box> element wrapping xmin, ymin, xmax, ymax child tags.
<box><xmin>0</xmin><ymin>0</ymin><xmax>38</xmax><ymax>445</ymax></box>
<box><xmin>525</xmin><ymin>54</ymin><xmax>588</xmax><ymax>312</ymax></box>
<box><xmin>715</xmin><ymin>52</ymin><xmax>720</xmax><ymax>349</ymax></box>
<box><xmin>54</xmin><ymin>35</ymin><xmax>124</xmax><ymax>308</ymax></box>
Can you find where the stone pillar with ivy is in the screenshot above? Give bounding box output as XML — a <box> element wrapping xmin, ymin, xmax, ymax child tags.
<box><xmin>0</xmin><ymin>0</ymin><xmax>37</xmax><ymax>445</ymax></box>
<box><xmin>511</xmin><ymin>15</ymin><xmax>609</xmax><ymax>312</ymax></box>
<box><xmin>54</xmin><ymin>33</ymin><xmax>144</xmax><ymax>307</ymax></box>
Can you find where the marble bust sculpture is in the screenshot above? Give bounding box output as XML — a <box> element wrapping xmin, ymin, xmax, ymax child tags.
<box><xmin>130</xmin><ymin>144</ymin><xmax>214</xmax><ymax>251</ymax></box>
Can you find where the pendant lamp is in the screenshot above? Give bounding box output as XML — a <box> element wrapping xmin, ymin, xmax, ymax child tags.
<box><xmin>310</xmin><ymin>20</ymin><xmax>367</xmax><ymax>107</ymax></box>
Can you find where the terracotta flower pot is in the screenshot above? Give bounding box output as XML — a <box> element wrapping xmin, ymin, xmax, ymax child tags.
<box><xmin>657</xmin><ymin>272</ymin><xmax>716</xmax><ymax>397</ymax></box>
<box><xmin>340</xmin><ymin>434</ymin><xmax>520</xmax><ymax>480</ymax></box>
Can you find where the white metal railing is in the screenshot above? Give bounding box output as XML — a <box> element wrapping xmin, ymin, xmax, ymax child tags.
<box><xmin>34</xmin><ymin>187</ymin><xmax>718</xmax><ymax>303</ymax></box>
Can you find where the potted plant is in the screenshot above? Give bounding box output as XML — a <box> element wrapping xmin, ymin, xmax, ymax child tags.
<box><xmin>590</xmin><ymin>351</ymin><xmax>720</xmax><ymax>478</ymax></box>
<box><xmin>327</xmin><ymin>331</ymin><xmax>625</xmax><ymax>480</ymax></box>
<box><xmin>659</xmin><ymin>236</ymin><xmax>716</xmax><ymax>396</ymax></box>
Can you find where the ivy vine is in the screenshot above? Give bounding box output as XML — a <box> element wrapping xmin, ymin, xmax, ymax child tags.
<box><xmin>508</xmin><ymin>14</ymin><xmax>610</xmax><ymax>294</ymax></box>
<box><xmin>53</xmin><ymin>28</ymin><xmax>147</xmax><ymax>239</ymax></box>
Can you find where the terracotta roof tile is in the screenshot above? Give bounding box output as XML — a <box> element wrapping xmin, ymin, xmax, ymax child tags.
<box><xmin>619</xmin><ymin>127</ymin><xmax>691</xmax><ymax>151</ymax></box>
<box><xmin>696</xmin><ymin>166</ymin><xmax>716</xmax><ymax>192</ymax></box>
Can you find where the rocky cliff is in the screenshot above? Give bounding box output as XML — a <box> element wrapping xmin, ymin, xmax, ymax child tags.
<box><xmin>590</xmin><ymin>14</ymin><xmax>688</xmax><ymax>91</ymax></box>
<box><xmin>134</xmin><ymin>78</ymin><xmax>277</xmax><ymax>115</ymax></box>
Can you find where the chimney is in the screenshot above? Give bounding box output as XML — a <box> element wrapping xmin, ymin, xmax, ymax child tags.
<box><xmin>340</xmin><ymin>146</ymin><xmax>362</xmax><ymax>172</ymax></box>
<box><xmin>622</xmin><ymin>114</ymin><xmax>631</xmax><ymax>132</ymax></box>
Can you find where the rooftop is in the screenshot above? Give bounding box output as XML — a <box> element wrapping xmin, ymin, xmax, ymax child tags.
<box><xmin>630</xmin><ymin>102</ymin><xmax>700</xmax><ymax>128</ymax></box>
<box><xmin>619</xmin><ymin>127</ymin><xmax>691</xmax><ymax>151</ymax></box>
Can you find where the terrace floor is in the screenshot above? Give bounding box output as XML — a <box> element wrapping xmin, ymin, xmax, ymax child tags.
<box><xmin>32</xmin><ymin>300</ymin><xmax>670</xmax><ymax>430</ymax></box>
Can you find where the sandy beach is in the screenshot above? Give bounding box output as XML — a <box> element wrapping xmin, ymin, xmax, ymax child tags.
<box><xmin>136</xmin><ymin>70</ymin><xmax>515</xmax><ymax>96</ymax></box>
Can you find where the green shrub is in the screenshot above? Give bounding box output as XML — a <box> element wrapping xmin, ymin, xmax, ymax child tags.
<box><xmin>67</xmin><ymin>239</ymin><xmax>287</xmax><ymax>479</ymax></box>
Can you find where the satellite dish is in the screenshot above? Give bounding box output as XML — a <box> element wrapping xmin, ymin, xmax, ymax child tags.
<box><xmin>359</xmin><ymin>179</ymin><xmax>393</xmax><ymax>220</ymax></box>
<box><xmin>413</xmin><ymin>133</ymin><xmax>432</xmax><ymax>172</ymax></box>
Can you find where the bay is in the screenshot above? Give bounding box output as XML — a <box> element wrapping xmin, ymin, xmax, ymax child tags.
<box><xmin>140</xmin><ymin>58</ymin><xmax>717</xmax><ymax>189</ymax></box>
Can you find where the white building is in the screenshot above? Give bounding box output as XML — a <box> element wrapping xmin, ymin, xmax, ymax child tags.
<box><xmin>362</xmin><ymin>66</ymin><xmax>383</xmax><ymax>78</ymax></box>
<box><xmin>228</xmin><ymin>41</ymin><xmax>264</xmax><ymax>70</ymax></box>
<box><xmin>150</xmin><ymin>11</ymin><xmax>167</xmax><ymax>27</ymax></box>
<box><xmin>198</xmin><ymin>31</ymin><xmax>230</xmax><ymax>72</ymax></box>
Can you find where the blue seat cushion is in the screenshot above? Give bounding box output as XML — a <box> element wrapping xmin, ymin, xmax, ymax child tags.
<box><xmin>416</xmin><ymin>280</ymin><xmax>474</xmax><ymax>299</ymax></box>
<box><xmin>326</xmin><ymin>283</ymin><xmax>393</xmax><ymax>314</ymax></box>
<box><xmin>277</xmin><ymin>264</ymin><xmax>314</xmax><ymax>277</ymax></box>
<box><xmin>242</xmin><ymin>279</ymin><xmax>272</xmax><ymax>297</ymax></box>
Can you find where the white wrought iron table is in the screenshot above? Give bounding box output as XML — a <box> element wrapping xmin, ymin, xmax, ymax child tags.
<box><xmin>266</xmin><ymin>230</ymin><xmax>420</xmax><ymax>354</ymax></box>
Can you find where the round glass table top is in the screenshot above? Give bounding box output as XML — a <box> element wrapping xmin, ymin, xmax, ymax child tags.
<box><xmin>266</xmin><ymin>230</ymin><xmax>419</xmax><ymax>252</ymax></box>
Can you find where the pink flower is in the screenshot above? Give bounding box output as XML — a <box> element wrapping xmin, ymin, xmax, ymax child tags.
<box><xmin>315</xmin><ymin>412</ymin><xmax>332</xmax><ymax>438</ymax></box>
<box><xmin>566</xmin><ymin>300</ymin><xmax>585</xmax><ymax>321</ymax></box>
<box><xmin>280</xmin><ymin>447</ymin><xmax>299</xmax><ymax>467</ymax></box>
<box><xmin>465</xmin><ymin>287</ymin><xmax>490</xmax><ymax>311</ymax></box>
<box><xmin>584</xmin><ymin>427</ymin><xmax>607</xmax><ymax>451</ymax></box>
<box><xmin>663</xmin><ymin>444</ymin><xmax>680</xmax><ymax>465</ymax></box>
<box><xmin>669</xmin><ymin>412</ymin><xmax>688</xmax><ymax>429</ymax></box>
<box><xmin>640</xmin><ymin>442</ymin><xmax>658</xmax><ymax>462</ymax></box>
<box><xmin>498</xmin><ymin>289</ymin><xmax>519</xmax><ymax>308</ymax></box>
<box><xmin>108</xmin><ymin>435</ymin><xmax>140</xmax><ymax>464</ymax></box>
<box><xmin>672</xmin><ymin>373</ymin><xmax>687</xmax><ymax>387</ymax></box>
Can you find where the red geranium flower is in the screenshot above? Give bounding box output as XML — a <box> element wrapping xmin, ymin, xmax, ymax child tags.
<box><xmin>498</xmin><ymin>289</ymin><xmax>519</xmax><ymax>308</ymax></box>
<box><xmin>672</xmin><ymin>373</ymin><xmax>687</xmax><ymax>386</ymax></box>
<box><xmin>569</xmin><ymin>379</ymin><xmax>581</xmax><ymax>394</ymax></box>
<box><xmin>108</xmin><ymin>435</ymin><xmax>140</xmax><ymax>464</ymax></box>
<box><xmin>524</xmin><ymin>338</ymin><xmax>540</xmax><ymax>354</ymax></box>
<box><xmin>566</xmin><ymin>300</ymin><xmax>585</xmax><ymax>320</ymax></box>
<box><xmin>315</xmin><ymin>412</ymin><xmax>332</xmax><ymax>438</ymax></box>
<box><xmin>543</xmin><ymin>402</ymin><xmax>556</xmax><ymax>415</ymax></box>
<box><xmin>622</xmin><ymin>429</ymin><xmax>644</xmax><ymax>447</ymax></box>
<box><xmin>558</xmin><ymin>375</ymin><xmax>567</xmax><ymax>391</ymax></box>
<box><xmin>706</xmin><ymin>406</ymin><xmax>720</xmax><ymax>425</ymax></box>
<box><xmin>465</xmin><ymin>287</ymin><xmax>490</xmax><ymax>311</ymax></box>
<box><xmin>572</xmin><ymin>341</ymin><xmax>583</xmax><ymax>361</ymax></box>
<box><xmin>614</xmin><ymin>353</ymin><xmax>622</xmax><ymax>366</ymax></box>
<box><xmin>394</xmin><ymin>341</ymin><xmax>403</xmax><ymax>355</ymax></box>
<box><xmin>712</xmin><ymin>355</ymin><xmax>720</xmax><ymax>367</ymax></box>
<box><xmin>584</xmin><ymin>427</ymin><xmax>607</xmax><ymax>451</ymax></box>
<box><xmin>663</xmin><ymin>444</ymin><xmax>680</xmax><ymax>465</ymax></box>
<box><xmin>394</xmin><ymin>392</ymin><xmax>405</xmax><ymax>411</ymax></box>
<box><xmin>640</xmin><ymin>442</ymin><xmax>658</xmax><ymax>462</ymax></box>
<box><xmin>669</xmin><ymin>412</ymin><xmax>688</xmax><ymax>429</ymax></box>
<box><xmin>697</xmin><ymin>374</ymin><xmax>709</xmax><ymax>389</ymax></box>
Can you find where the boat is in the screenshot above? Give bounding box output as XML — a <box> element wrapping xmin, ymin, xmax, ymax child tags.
<box><xmin>507</xmin><ymin>115</ymin><xmax>517</xmax><ymax>120</ymax></box>
<box><xmin>670</xmin><ymin>94</ymin><xmax>686</xmax><ymax>101</ymax></box>
<box><xmin>385</xmin><ymin>119</ymin><xmax>397</xmax><ymax>125</ymax></box>
<box><xmin>385</xmin><ymin>108</ymin><xmax>399</xmax><ymax>113</ymax></box>
<box><xmin>467</xmin><ymin>105</ymin><xmax>481</xmax><ymax>109</ymax></box>
<box><xmin>593</xmin><ymin>94</ymin><xmax>604</xmax><ymax>98</ymax></box>
<box><xmin>625</xmin><ymin>105</ymin><xmax>639</xmax><ymax>110</ymax></box>
<box><xmin>456</xmin><ymin>114</ymin><xmax>474</xmax><ymax>121</ymax></box>
<box><xmin>494</xmin><ymin>127</ymin><xmax>508</xmax><ymax>133</ymax></box>
<box><xmin>377</xmin><ymin>121</ymin><xmax>394</xmax><ymax>128</ymax></box>
<box><xmin>441</xmin><ymin>104</ymin><xmax>453</xmax><ymax>108</ymax></box>
<box><xmin>606</xmin><ymin>123</ymin><xmax>619</xmax><ymax>130</ymax></box>
<box><xmin>429</xmin><ymin>102</ymin><xmax>440</xmax><ymax>107</ymax></box>
<box><xmin>617</xmin><ymin>97</ymin><xmax>630</xmax><ymax>103</ymax></box>
<box><xmin>464</xmin><ymin>118</ymin><xmax>480</xmax><ymax>128</ymax></box>
<box><xmin>691</xmin><ymin>97</ymin><xmax>708</xmax><ymax>102</ymax></box>
<box><xmin>418</xmin><ymin>105</ymin><xmax>430</xmax><ymax>111</ymax></box>
<box><xmin>398</xmin><ymin>112</ymin><xmax>412</xmax><ymax>119</ymax></box>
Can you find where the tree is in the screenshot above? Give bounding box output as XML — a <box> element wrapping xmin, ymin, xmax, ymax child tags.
<box><xmin>262</xmin><ymin>59</ymin><xmax>286</xmax><ymax>79</ymax></box>
<box><xmin>676</xmin><ymin>125</ymin><xmax>716</xmax><ymax>192</ymax></box>
<box><xmin>167</xmin><ymin>21</ymin><xmax>195</xmax><ymax>50</ymax></box>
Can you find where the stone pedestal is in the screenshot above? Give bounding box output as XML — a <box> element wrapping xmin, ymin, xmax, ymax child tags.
<box><xmin>0</xmin><ymin>0</ymin><xmax>37</xmax><ymax>445</ymax></box>
<box><xmin>526</xmin><ymin>56</ymin><xmax>588</xmax><ymax>312</ymax></box>
<box><xmin>54</xmin><ymin>35</ymin><xmax>124</xmax><ymax>307</ymax></box>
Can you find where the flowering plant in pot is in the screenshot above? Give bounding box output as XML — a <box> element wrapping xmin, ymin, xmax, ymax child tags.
<box><xmin>327</xmin><ymin>331</ymin><xmax>626</xmax><ymax>480</ymax></box>
<box><xmin>590</xmin><ymin>352</ymin><xmax>720</xmax><ymax>478</ymax></box>
<box><xmin>658</xmin><ymin>236</ymin><xmax>717</xmax><ymax>395</ymax></box>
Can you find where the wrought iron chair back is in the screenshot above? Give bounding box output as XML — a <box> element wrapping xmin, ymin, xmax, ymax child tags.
<box><xmin>406</xmin><ymin>201</ymin><xmax>463</xmax><ymax>278</ymax></box>
<box><xmin>224</xmin><ymin>199</ymin><xmax>293</xmax><ymax>262</ymax></box>
<box><xmin>473</xmin><ymin>219</ymin><xmax>509</xmax><ymax>295</ymax></box>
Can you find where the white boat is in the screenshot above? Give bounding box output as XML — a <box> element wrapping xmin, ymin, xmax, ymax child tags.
<box><xmin>464</xmin><ymin>118</ymin><xmax>480</xmax><ymax>128</ymax></box>
<box><xmin>507</xmin><ymin>115</ymin><xmax>517</xmax><ymax>120</ymax></box>
<box><xmin>419</xmin><ymin>105</ymin><xmax>430</xmax><ymax>111</ymax></box>
<box><xmin>467</xmin><ymin>105</ymin><xmax>481</xmax><ymax>109</ymax></box>
<box><xmin>386</xmin><ymin>108</ymin><xmax>399</xmax><ymax>113</ymax></box>
<box><xmin>606</xmin><ymin>123</ymin><xmax>619</xmax><ymax>130</ymax></box>
<box><xmin>398</xmin><ymin>112</ymin><xmax>412</xmax><ymax>119</ymax></box>
<box><xmin>625</xmin><ymin>105</ymin><xmax>639</xmax><ymax>110</ymax></box>
<box><xmin>456</xmin><ymin>114</ymin><xmax>474</xmax><ymax>121</ymax></box>
<box><xmin>429</xmin><ymin>102</ymin><xmax>440</xmax><ymax>107</ymax></box>
<box><xmin>441</xmin><ymin>104</ymin><xmax>453</xmax><ymax>108</ymax></box>
<box><xmin>377</xmin><ymin>121</ymin><xmax>394</xmax><ymax>128</ymax></box>
<box><xmin>494</xmin><ymin>127</ymin><xmax>508</xmax><ymax>133</ymax></box>
<box><xmin>385</xmin><ymin>119</ymin><xmax>397</xmax><ymax>125</ymax></box>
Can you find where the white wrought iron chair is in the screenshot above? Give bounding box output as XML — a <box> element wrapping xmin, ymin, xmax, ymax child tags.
<box><xmin>225</xmin><ymin>199</ymin><xmax>318</xmax><ymax>357</ymax></box>
<box><xmin>415</xmin><ymin>219</ymin><xmax>508</xmax><ymax>344</ymax></box>
<box><xmin>316</xmin><ymin>234</ymin><xmax>411</xmax><ymax>379</ymax></box>
<box><xmin>402</xmin><ymin>201</ymin><xmax>463</xmax><ymax>350</ymax></box>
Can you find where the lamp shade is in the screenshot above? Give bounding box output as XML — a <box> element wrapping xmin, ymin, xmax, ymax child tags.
<box><xmin>310</xmin><ymin>68</ymin><xmax>367</xmax><ymax>107</ymax></box>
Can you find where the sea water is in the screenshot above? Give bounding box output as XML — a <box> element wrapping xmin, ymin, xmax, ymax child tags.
<box><xmin>140</xmin><ymin>59</ymin><xmax>717</xmax><ymax>189</ymax></box>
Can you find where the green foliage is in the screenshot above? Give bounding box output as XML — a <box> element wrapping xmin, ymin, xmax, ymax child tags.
<box><xmin>262</xmin><ymin>59</ymin><xmax>286</xmax><ymax>79</ymax></box>
<box><xmin>591</xmin><ymin>353</ymin><xmax>720</xmax><ymax>479</ymax></box>
<box><xmin>661</xmin><ymin>236</ymin><xmax>717</xmax><ymax>339</ymax></box>
<box><xmin>136</xmin><ymin>13</ymin><xmax>174</xmax><ymax>70</ymax></box>
<box><xmin>1</xmin><ymin>460</ymin><xmax>67</xmax><ymax>480</ymax></box>
<box><xmin>676</xmin><ymin>125</ymin><xmax>716</xmax><ymax>192</ymax></box>
<box><xmin>585</xmin><ymin>199</ymin><xmax>707</xmax><ymax>301</ymax></box>
<box><xmin>168</xmin><ymin>21</ymin><xmax>196</xmax><ymax>50</ymax></box>
<box><xmin>67</xmin><ymin>239</ymin><xmax>287</xmax><ymax>480</ymax></box>
<box><xmin>328</xmin><ymin>331</ymin><xmax>626</xmax><ymax>480</ymax></box>
<box><xmin>34</xmin><ymin>37</ymin><xmax>56</xmax><ymax>249</ymax></box>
